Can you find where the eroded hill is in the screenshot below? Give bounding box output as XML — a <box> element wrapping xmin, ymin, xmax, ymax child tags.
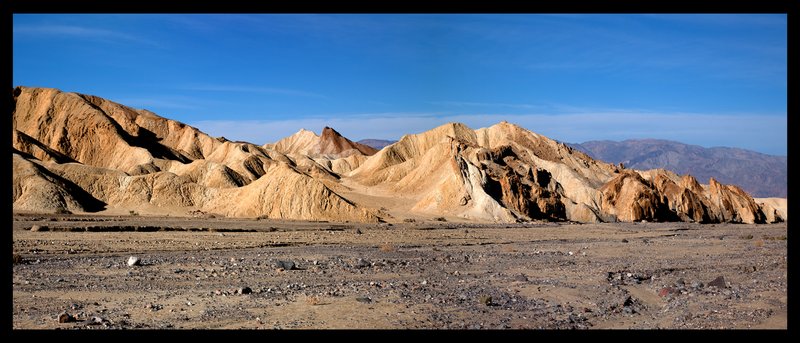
<box><xmin>11</xmin><ymin>86</ymin><xmax>785</xmax><ymax>224</ymax></box>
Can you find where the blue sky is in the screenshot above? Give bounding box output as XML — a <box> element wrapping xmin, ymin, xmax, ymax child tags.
<box><xmin>13</xmin><ymin>14</ymin><xmax>787</xmax><ymax>156</ymax></box>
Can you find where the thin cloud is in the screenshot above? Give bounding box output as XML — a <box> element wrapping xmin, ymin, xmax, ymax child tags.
<box><xmin>110</xmin><ymin>98</ymin><xmax>200</xmax><ymax>110</ymax></box>
<box><xmin>431</xmin><ymin>101</ymin><xmax>547</xmax><ymax>110</ymax></box>
<box><xmin>181</xmin><ymin>85</ymin><xmax>329</xmax><ymax>99</ymax></box>
<box><xmin>13</xmin><ymin>24</ymin><xmax>160</xmax><ymax>47</ymax></box>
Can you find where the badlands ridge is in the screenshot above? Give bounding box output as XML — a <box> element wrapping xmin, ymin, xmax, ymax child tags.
<box><xmin>12</xmin><ymin>86</ymin><xmax>786</xmax><ymax>224</ymax></box>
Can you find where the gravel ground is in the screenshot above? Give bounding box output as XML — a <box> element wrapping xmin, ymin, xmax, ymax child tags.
<box><xmin>12</xmin><ymin>214</ymin><xmax>787</xmax><ymax>330</ymax></box>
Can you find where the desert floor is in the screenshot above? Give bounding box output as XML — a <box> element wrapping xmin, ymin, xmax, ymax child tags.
<box><xmin>12</xmin><ymin>213</ymin><xmax>787</xmax><ymax>330</ymax></box>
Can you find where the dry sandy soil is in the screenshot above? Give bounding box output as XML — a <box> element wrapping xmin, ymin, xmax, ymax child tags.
<box><xmin>12</xmin><ymin>213</ymin><xmax>787</xmax><ymax>330</ymax></box>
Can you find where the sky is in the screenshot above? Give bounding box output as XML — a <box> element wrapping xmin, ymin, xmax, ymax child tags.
<box><xmin>13</xmin><ymin>14</ymin><xmax>788</xmax><ymax>156</ymax></box>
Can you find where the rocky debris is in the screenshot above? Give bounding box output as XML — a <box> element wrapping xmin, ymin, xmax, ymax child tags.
<box><xmin>275</xmin><ymin>260</ymin><xmax>297</xmax><ymax>271</ymax></box>
<box><xmin>607</xmin><ymin>270</ymin><xmax>652</xmax><ymax>286</ymax></box>
<box><xmin>355</xmin><ymin>296</ymin><xmax>372</xmax><ymax>303</ymax></box>
<box><xmin>11</xmin><ymin>216</ymin><xmax>787</xmax><ymax>330</ymax></box>
<box><xmin>658</xmin><ymin>287</ymin><xmax>677</xmax><ymax>297</ymax></box>
<box><xmin>30</xmin><ymin>225</ymin><xmax>47</xmax><ymax>232</ymax></box>
<box><xmin>707</xmin><ymin>276</ymin><xmax>728</xmax><ymax>288</ymax></box>
<box><xmin>237</xmin><ymin>287</ymin><xmax>252</xmax><ymax>295</ymax></box>
<box><xmin>127</xmin><ymin>256</ymin><xmax>141</xmax><ymax>267</ymax></box>
<box><xmin>621</xmin><ymin>296</ymin><xmax>643</xmax><ymax>314</ymax></box>
<box><xmin>354</xmin><ymin>258</ymin><xmax>371</xmax><ymax>269</ymax></box>
<box><xmin>58</xmin><ymin>312</ymin><xmax>75</xmax><ymax>323</ymax></box>
<box><xmin>84</xmin><ymin>316</ymin><xmax>108</xmax><ymax>326</ymax></box>
<box><xmin>512</xmin><ymin>274</ymin><xmax>529</xmax><ymax>282</ymax></box>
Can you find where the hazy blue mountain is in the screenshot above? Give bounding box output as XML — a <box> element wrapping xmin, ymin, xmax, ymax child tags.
<box><xmin>357</xmin><ymin>139</ymin><xmax>396</xmax><ymax>150</ymax></box>
<box><xmin>568</xmin><ymin>139</ymin><xmax>786</xmax><ymax>198</ymax></box>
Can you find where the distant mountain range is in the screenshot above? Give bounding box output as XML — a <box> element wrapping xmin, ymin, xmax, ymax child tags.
<box><xmin>568</xmin><ymin>139</ymin><xmax>786</xmax><ymax>198</ymax></box>
<box><xmin>357</xmin><ymin>139</ymin><xmax>396</xmax><ymax>150</ymax></box>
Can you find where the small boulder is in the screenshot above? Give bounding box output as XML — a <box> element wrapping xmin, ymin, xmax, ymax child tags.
<box><xmin>275</xmin><ymin>260</ymin><xmax>296</xmax><ymax>270</ymax></box>
<box><xmin>707</xmin><ymin>276</ymin><xmax>727</xmax><ymax>288</ymax></box>
<box><xmin>127</xmin><ymin>256</ymin><xmax>141</xmax><ymax>267</ymax></box>
<box><xmin>58</xmin><ymin>312</ymin><xmax>75</xmax><ymax>323</ymax></box>
<box><xmin>658</xmin><ymin>287</ymin><xmax>675</xmax><ymax>297</ymax></box>
<box><xmin>30</xmin><ymin>225</ymin><xmax>47</xmax><ymax>232</ymax></box>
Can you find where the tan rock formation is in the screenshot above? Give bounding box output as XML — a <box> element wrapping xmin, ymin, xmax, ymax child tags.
<box><xmin>270</xmin><ymin>126</ymin><xmax>377</xmax><ymax>159</ymax></box>
<box><xmin>755</xmin><ymin>197</ymin><xmax>787</xmax><ymax>223</ymax></box>
<box><xmin>12</xmin><ymin>86</ymin><xmax>780</xmax><ymax>224</ymax></box>
<box><xmin>12</xmin><ymin>153</ymin><xmax>105</xmax><ymax>213</ymax></box>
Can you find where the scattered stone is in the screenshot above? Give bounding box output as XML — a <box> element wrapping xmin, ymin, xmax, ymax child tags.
<box><xmin>621</xmin><ymin>238</ymin><xmax>629</xmax><ymax>243</ymax></box>
<box><xmin>621</xmin><ymin>296</ymin><xmax>639</xmax><ymax>314</ymax></box>
<box><xmin>127</xmin><ymin>256</ymin><xmax>141</xmax><ymax>267</ymax></box>
<box><xmin>354</xmin><ymin>258</ymin><xmax>370</xmax><ymax>268</ymax></box>
<box><xmin>355</xmin><ymin>228</ymin><xmax>362</xmax><ymax>235</ymax></box>
<box><xmin>58</xmin><ymin>312</ymin><xmax>75</xmax><ymax>323</ymax></box>
<box><xmin>658</xmin><ymin>287</ymin><xmax>675</xmax><ymax>297</ymax></box>
<box><xmin>708</xmin><ymin>276</ymin><xmax>727</xmax><ymax>288</ymax></box>
<box><xmin>691</xmin><ymin>281</ymin><xmax>704</xmax><ymax>289</ymax></box>
<box><xmin>741</xmin><ymin>265</ymin><xmax>757</xmax><ymax>273</ymax></box>
<box><xmin>479</xmin><ymin>295</ymin><xmax>493</xmax><ymax>306</ymax></box>
<box><xmin>675</xmin><ymin>278</ymin><xmax>685</xmax><ymax>286</ymax></box>
<box><xmin>30</xmin><ymin>225</ymin><xmax>47</xmax><ymax>232</ymax></box>
<box><xmin>512</xmin><ymin>274</ymin><xmax>528</xmax><ymax>282</ymax></box>
<box><xmin>421</xmin><ymin>280</ymin><xmax>428</xmax><ymax>286</ymax></box>
<box><xmin>356</xmin><ymin>296</ymin><xmax>372</xmax><ymax>303</ymax></box>
<box><xmin>275</xmin><ymin>260</ymin><xmax>297</xmax><ymax>270</ymax></box>
<box><xmin>86</xmin><ymin>316</ymin><xmax>106</xmax><ymax>325</ymax></box>
<box><xmin>237</xmin><ymin>287</ymin><xmax>252</xmax><ymax>295</ymax></box>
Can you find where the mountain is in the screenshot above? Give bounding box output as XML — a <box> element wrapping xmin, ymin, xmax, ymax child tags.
<box><xmin>569</xmin><ymin>139</ymin><xmax>787</xmax><ymax>198</ymax></box>
<box><xmin>12</xmin><ymin>86</ymin><xmax>785</xmax><ymax>224</ymax></box>
<box><xmin>12</xmin><ymin>86</ymin><xmax>378</xmax><ymax>222</ymax></box>
<box><xmin>357</xmin><ymin>139</ymin><xmax>396</xmax><ymax>150</ymax></box>
<box><xmin>268</xmin><ymin>127</ymin><xmax>377</xmax><ymax>158</ymax></box>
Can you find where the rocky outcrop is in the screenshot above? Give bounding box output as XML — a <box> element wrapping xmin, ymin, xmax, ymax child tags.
<box><xmin>270</xmin><ymin>126</ymin><xmax>377</xmax><ymax>159</ymax></box>
<box><xmin>476</xmin><ymin>145</ymin><xmax>565</xmax><ymax>221</ymax></box>
<box><xmin>11</xmin><ymin>86</ymin><xmax>378</xmax><ymax>222</ymax></box>
<box><xmin>11</xmin><ymin>86</ymin><xmax>781</xmax><ymax>224</ymax></box>
<box><xmin>12</xmin><ymin>153</ymin><xmax>105</xmax><ymax>213</ymax></box>
<box><xmin>599</xmin><ymin>170</ymin><xmax>672</xmax><ymax>222</ymax></box>
<box><xmin>318</xmin><ymin>127</ymin><xmax>377</xmax><ymax>157</ymax></box>
<box><xmin>756</xmin><ymin>198</ymin><xmax>787</xmax><ymax>223</ymax></box>
<box><xmin>706</xmin><ymin>177</ymin><xmax>765</xmax><ymax>224</ymax></box>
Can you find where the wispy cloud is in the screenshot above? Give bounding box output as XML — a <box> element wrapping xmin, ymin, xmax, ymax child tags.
<box><xmin>13</xmin><ymin>24</ymin><xmax>160</xmax><ymax>47</ymax></box>
<box><xmin>181</xmin><ymin>85</ymin><xmax>329</xmax><ymax>99</ymax></box>
<box><xmin>189</xmin><ymin>110</ymin><xmax>787</xmax><ymax>156</ymax></box>
<box><xmin>109</xmin><ymin>98</ymin><xmax>200</xmax><ymax>110</ymax></box>
<box><xmin>430</xmin><ymin>101</ymin><xmax>547</xmax><ymax>110</ymax></box>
